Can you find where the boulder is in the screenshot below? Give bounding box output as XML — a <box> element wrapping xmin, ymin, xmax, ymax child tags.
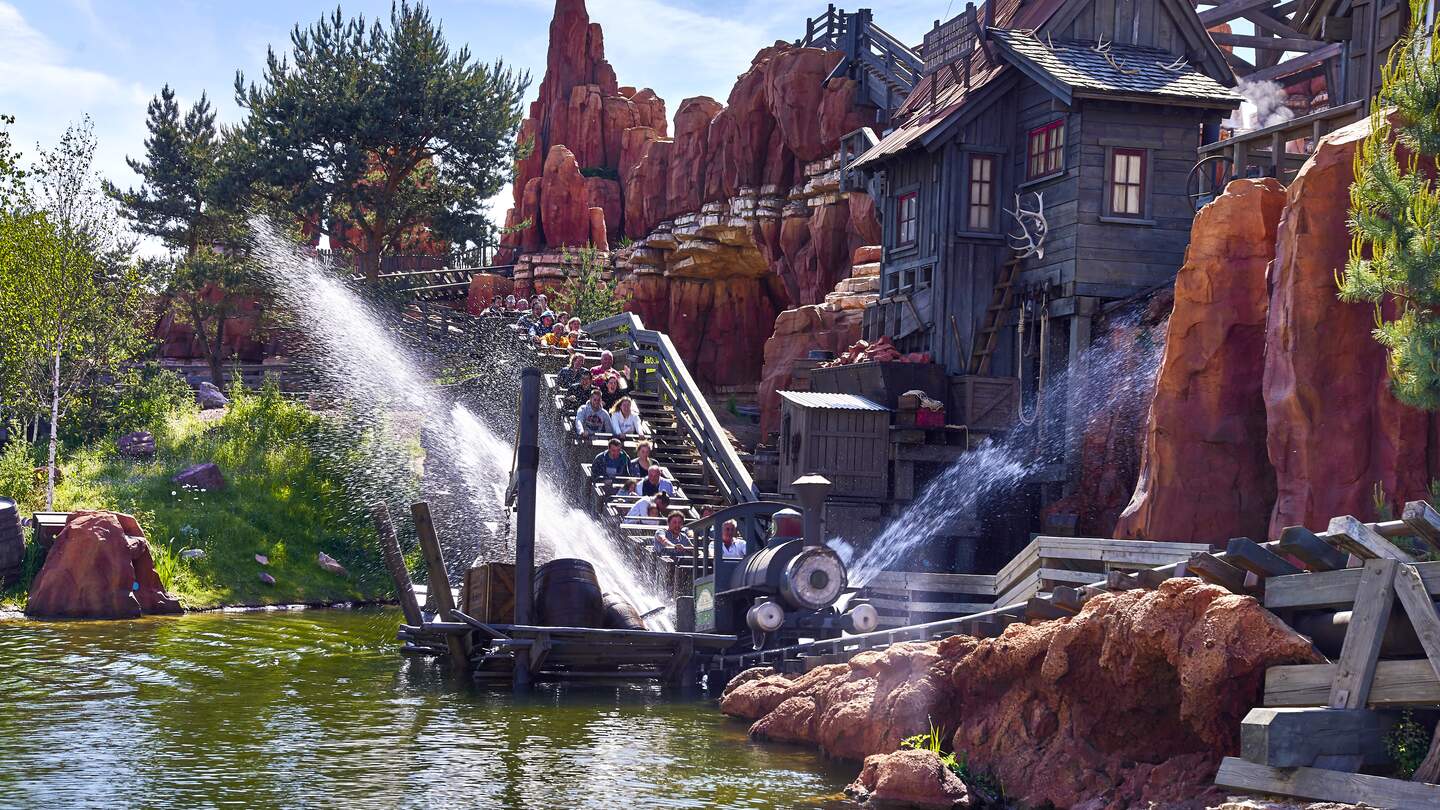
<box><xmin>540</xmin><ymin>146</ymin><xmax>591</xmax><ymax>248</ymax></box>
<box><xmin>25</xmin><ymin>511</ymin><xmax>182</xmax><ymax>619</ymax></box>
<box><xmin>317</xmin><ymin>551</ymin><xmax>348</xmax><ymax>577</ymax></box>
<box><xmin>196</xmin><ymin>381</ymin><xmax>228</xmax><ymax>410</ymax></box>
<box><xmin>588</xmin><ymin>206</ymin><xmax>609</xmax><ymax>252</ymax></box>
<box><xmin>722</xmin><ymin>580</ymin><xmax>1322</xmax><ymax>809</ymax></box>
<box><xmin>585</xmin><ymin>176</ymin><xmax>623</xmax><ymax>237</ymax></box>
<box><xmin>1263</xmin><ymin>115</ymin><xmax>1437</xmax><ymax>536</ymax></box>
<box><xmin>846</xmin><ymin>750</ymin><xmax>972</xmax><ymax>809</ymax></box>
<box><xmin>1116</xmin><ymin>179</ymin><xmax>1286</xmax><ymax>543</ymax></box>
<box><xmin>117</xmin><ymin>431</ymin><xmax>156</xmax><ymax>459</ymax></box>
<box><xmin>173</xmin><ymin>462</ymin><xmax>226</xmax><ymax>491</ymax></box>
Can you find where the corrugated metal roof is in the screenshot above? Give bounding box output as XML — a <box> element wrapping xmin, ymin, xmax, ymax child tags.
<box><xmin>778</xmin><ymin>391</ymin><xmax>891</xmax><ymax>411</ymax></box>
<box><xmin>989</xmin><ymin>30</ymin><xmax>1243</xmax><ymax>105</ymax></box>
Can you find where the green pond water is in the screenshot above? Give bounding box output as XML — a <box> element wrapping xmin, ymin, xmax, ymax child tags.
<box><xmin>0</xmin><ymin>608</ymin><xmax>856</xmax><ymax>809</ymax></box>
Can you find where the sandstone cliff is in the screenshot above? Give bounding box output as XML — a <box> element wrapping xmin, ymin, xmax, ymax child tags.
<box><xmin>488</xmin><ymin>0</ymin><xmax>881</xmax><ymax>388</ymax></box>
<box><xmin>1119</xmin><ymin>116</ymin><xmax>1440</xmax><ymax>541</ymax></box>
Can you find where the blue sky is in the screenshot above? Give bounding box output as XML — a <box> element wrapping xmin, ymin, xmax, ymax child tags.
<box><xmin>0</xmin><ymin>0</ymin><xmax>943</xmax><ymax>237</ymax></box>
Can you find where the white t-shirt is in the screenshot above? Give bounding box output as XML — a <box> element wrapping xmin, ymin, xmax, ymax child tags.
<box><xmin>610</xmin><ymin>409</ymin><xmax>644</xmax><ymax>436</ymax></box>
<box><xmin>721</xmin><ymin>538</ymin><xmax>747</xmax><ymax>558</ymax></box>
<box><xmin>626</xmin><ymin>497</ymin><xmax>660</xmax><ymax>520</ymax></box>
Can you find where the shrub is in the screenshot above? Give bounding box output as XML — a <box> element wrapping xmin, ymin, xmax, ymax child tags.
<box><xmin>1387</xmin><ymin>709</ymin><xmax>1432</xmax><ymax>778</ymax></box>
<box><xmin>112</xmin><ymin>366</ymin><xmax>196</xmax><ymax>436</ymax></box>
<box><xmin>0</xmin><ymin>433</ymin><xmax>40</xmax><ymax>513</ymax></box>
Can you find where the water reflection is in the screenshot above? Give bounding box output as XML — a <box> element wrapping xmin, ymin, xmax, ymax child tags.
<box><xmin>0</xmin><ymin>609</ymin><xmax>854</xmax><ymax>809</ymax></box>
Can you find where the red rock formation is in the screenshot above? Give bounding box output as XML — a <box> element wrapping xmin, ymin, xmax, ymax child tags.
<box><xmin>758</xmin><ymin>245</ymin><xmax>879</xmax><ymax>436</ymax></box>
<box><xmin>587</xmin><ymin>206</ymin><xmax>608</xmax><ymax>252</ymax></box>
<box><xmin>722</xmin><ymin>579</ymin><xmax>1321</xmax><ymax>810</ymax></box>
<box><xmin>539</xmin><ymin>146</ymin><xmax>591</xmax><ymax>248</ymax></box>
<box><xmin>483</xmin><ymin>0</ymin><xmax>881</xmax><ymax>388</ymax></box>
<box><xmin>847</xmin><ymin>750</ymin><xmax>972</xmax><ymax>809</ymax></box>
<box><xmin>1116</xmin><ymin>179</ymin><xmax>1286</xmax><ymax>542</ymax></box>
<box><xmin>1263</xmin><ymin>116</ymin><xmax>1438</xmax><ymax>536</ymax></box>
<box><xmin>26</xmin><ymin>511</ymin><xmax>183</xmax><ymax>619</ymax></box>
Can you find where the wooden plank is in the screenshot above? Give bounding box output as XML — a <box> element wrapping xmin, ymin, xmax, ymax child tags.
<box><xmin>1214</xmin><ymin>757</ymin><xmax>1440</xmax><ymax>808</ymax></box>
<box><xmin>411</xmin><ymin>501</ymin><xmax>470</xmax><ymax>666</ymax></box>
<box><xmin>1226</xmin><ymin>537</ymin><xmax>1302</xmax><ymax>577</ymax></box>
<box><xmin>1278</xmin><ymin>525</ymin><xmax>1349</xmax><ymax>571</ymax></box>
<box><xmin>1265</xmin><ymin>560</ymin><xmax>1440</xmax><ymax>610</ymax></box>
<box><xmin>1393</xmin><ymin>564</ymin><xmax>1440</xmax><ymax>684</ymax></box>
<box><xmin>1241</xmin><ymin>707</ymin><xmax>1398</xmax><ymax>769</ymax></box>
<box><xmin>1267</xmin><ymin>659</ymin><xmax>1440</xmax><ymax>707</ymax></box>
<box><xmin>1329</xmin><ymin>559</ymin><xmax>1398</xmax><ymax>709</ymax></box>
<box><xmin>1025</xmin><ymin>596</ymin><xmax>1073</xmax><ymax>621</ymax></box>
<box><xmin>1187</xmin><ymin>552</ymin><xmax>1249</xmax><ymax>593</ymax></box>
<box><xmin>1402</xmin><ymin>501</ymin><xmax>1440</xmax><ymax>552</ymax></box>
<box><xmin>1328</xmin><ymin>515</ymin><xmax>1416</xmax><ymax>561</ymax></box>
<box><xmin>372</xmin><ymin>502</ymin><xmax>423</xmax><ymax>628</ymax></box>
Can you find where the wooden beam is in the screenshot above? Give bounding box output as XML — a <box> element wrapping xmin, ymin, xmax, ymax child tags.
<box><xmin>1243</xmin><ymin>9</ymin><xmax>1314</xmax><ymax>39</ymax></box>
<box><xmin>372</xmin><ymin>502</ymin><xmax>423</xmax><ymax>628</ymax></box>
<box><xmin>1199</xmin><ymin>0</ymin><xmax>1282</xmax><ymax>26</ymax></box>
<box><xmin>1240</xmin><ymin>707</ymin><xmax>1398</xmax><ymax>769</ymax></box>
<box><xmin>1215</xmin><ymin>757</ymin><xmax>1440</xmax><ymax>807</ymax></box>
<box><xmin>1402</xmin><ymin>501</ymin><xmax>1440</xmax><ymax>552</ymax></box>
<box><xmin>1188</xmin><ymin>552</ymin><xmax>1249</xmax><ymax>593</ymax></box>
<box><xmin>1226</xmin><ymin>537</ymin><xmax>1302</xmax><ymax>577</ymax></box>
<box><xmin>1249</xmin><ymin>42</ymin><xmax>1344</xmax><ymax>83</ymax></box>
<box><xmin>1211</xmin><ymin>32</ymin><xmax>1328</xmax><ymax>51</ymax></box>
<box><xmin>1329</xmin><ymin>559</ymin><xmax>1398</xmax><ymax>709</ymax></box>
<box><xmin>1278</xmin><ymin>525</ymin><xmax>1348</xmax><ymax>571</ymax></box>
<box><xmin>1328</xmin><ymin>515</ymin><xmax>1416</xmax><ymax>561</ymax></box>
<box><xmin>412</xmin><ymin>501</ymin><xmax>470</xmax><ymax>667</ymax></box>
<box><xmin>1269</xmin><ymin>658</ymin><xmax>1440</xmax><ymax>706</ymax></box>
<box><xmin>1394</xmin><ymin>564</ymin><xmax>1440</xmax><ymax>684</ymax></box>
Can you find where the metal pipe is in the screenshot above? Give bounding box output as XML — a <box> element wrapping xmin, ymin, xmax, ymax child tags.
<box><xmin>790</xmin><ymin>474</ymin><xmax>832</xmax><ymax>547</ymax></box>
<box><xmin>513</xmin><ymin>366</ymin><xmax>542</xmax><ymax>688</ymax></box>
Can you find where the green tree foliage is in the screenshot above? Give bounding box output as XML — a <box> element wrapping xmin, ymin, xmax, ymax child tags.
<box><xmin>1340</xmin><ymin>5</ymin><xmax>1440</xmax><ymax>407</ymax></box>
<box><xmin>0</xmin><ymin>119</ymin><xmax>146</xmax><ymax>507</ymax></box>
<box><xmin>107</xmin><ymin>86</ymin><xmax>263</xmax><ymax>387</ymax></box>
<box><xmin>550</xmin><ymin>247</ymin><xmax>629</xmax><ymax>326</ymax></box>
<box><xmin>232</xmin><ymin>2</ymin><xmax>529</xmax><ymax>278</ymax></box>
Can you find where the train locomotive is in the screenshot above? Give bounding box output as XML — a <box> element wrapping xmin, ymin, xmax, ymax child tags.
<box><xmin>691</xmin><ymin>477</ymin><xmax>878</xmax><ymax>652</ymax></box>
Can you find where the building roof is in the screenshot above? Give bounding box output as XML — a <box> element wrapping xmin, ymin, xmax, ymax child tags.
<box><xmin>988</xmin><ymin>29</ymin><xmax>1243</xmax><ymax>107</ymax></box>
<box><xmin>777</xmin><ymin>391</ymin><xmax>891</xmax><ymax>412</ymax></box>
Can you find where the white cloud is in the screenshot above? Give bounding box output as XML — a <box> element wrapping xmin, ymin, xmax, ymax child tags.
<box><xmin>0</xmin><ymin>2</ymin><xmax>140</xmax><ymax>107</ymax></box>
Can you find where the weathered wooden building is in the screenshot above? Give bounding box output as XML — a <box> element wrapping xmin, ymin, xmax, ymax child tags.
<box><xmin>850</xmin><ymin>0</ymin><xmax>1241</xmax><ymax>462</ymax></box>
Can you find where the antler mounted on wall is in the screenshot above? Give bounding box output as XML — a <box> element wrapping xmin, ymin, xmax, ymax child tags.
<box><xmin>1005</xmin><ymin>192</ymin><xmax>1049</xmax><ymax>260</ymax></box>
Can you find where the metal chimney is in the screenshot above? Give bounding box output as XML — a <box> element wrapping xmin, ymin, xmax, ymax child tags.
<box><xmin>790</xmin><ymin>474</ymin><xmax>832</xmax><ymax>547</ymax></box>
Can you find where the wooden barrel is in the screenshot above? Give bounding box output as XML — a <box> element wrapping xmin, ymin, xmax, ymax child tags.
<box><xmin>601</xmin><ymin>592</ymin><xmax>647</xmax><ymax>630</ymax></box>
<box><xmin>534</xmin><ymin>559</ymin><xmax>605</xmax><ymax>628</ymax></box>
<box><xmin>0</xmin><ymin>497</ymin><xmax>24</xmax><ymax>579</ymax></box>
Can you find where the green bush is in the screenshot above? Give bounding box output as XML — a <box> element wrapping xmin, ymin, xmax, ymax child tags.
<box><xmin>112</xmin><ymin>366</ymin><xmax>196</xmax><ymax>436</ymax></box>
<box><xmin>0</xmin><ymin>433</ymin><xmax>40</xmax><ymax>514</ymax></box>
<box><xmin>1387</xmin><ymin>709</ymin><xmax>1432</xmax><ymax>778</ymax></box>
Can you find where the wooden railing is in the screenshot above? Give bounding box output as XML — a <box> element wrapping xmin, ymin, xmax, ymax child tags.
<box><xmin>1196</xmin><ymin>101</ymin><xmax>1365</xmax><ymax>185</ymax></box>
<box><xmin>585</xmin><ymin>312</ymin><xmax>759</xmax><ymax>505</ymax></box>
<box><xmin>797</xmin><ymin>5</ymin><xmax>921</xmax><ymax>115</ymax></box>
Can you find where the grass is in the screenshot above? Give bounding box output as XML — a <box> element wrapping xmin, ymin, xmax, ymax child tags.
<box><xmin>2</xmin><ymin>382</ymin><xmax>418</xmax><ymax>611</ymax></box>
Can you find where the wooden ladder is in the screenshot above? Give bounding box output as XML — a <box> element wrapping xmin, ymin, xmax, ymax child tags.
<box><xmin>969</xmin><ymin>256</ymin><xmax>1022</xmax><ymax>375</ymax></box>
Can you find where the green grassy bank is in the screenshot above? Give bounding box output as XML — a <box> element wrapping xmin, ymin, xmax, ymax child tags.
<box><xmin>1</xmin><ymin>380</ymin><xmax>416</xmax><ymax>611</ymax></box>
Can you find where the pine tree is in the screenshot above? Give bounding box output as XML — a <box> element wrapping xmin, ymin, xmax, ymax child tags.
<box><xmin>551</xmin><ymin>247</ymin><xmax>629</xmax><ymax>326</ymax></box>
<box><xmin>1340</xmin><ymin>2</ymin><xmax>1440</xmax><ymax>408</ymax></box>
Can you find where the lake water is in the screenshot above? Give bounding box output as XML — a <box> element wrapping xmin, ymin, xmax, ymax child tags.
<box><xmin>0</xmin><ymin>608</ymin><xmax>855</xmax><ymax>809</ymax></box>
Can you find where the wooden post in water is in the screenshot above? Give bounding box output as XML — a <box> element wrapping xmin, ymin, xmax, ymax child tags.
<box><xmin>372</xmin><ymin>501</ymin><xmax>422</xmax><ymax>627</ymax></box>
<box><xmin>412</xmin><ymin>501</ymin><xmax>471</xmax><ymax>669</ymax></box>
<box><xmin>513</xmin><ymin>367</ymin><xmax>542</xmax><ymax>689</ymax></box>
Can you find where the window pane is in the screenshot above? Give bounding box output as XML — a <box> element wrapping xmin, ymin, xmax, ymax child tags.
<box><xmin>1126</xmin><ymin>186</ymin><xmax>1140</xmax><ymax>214</ymax></box>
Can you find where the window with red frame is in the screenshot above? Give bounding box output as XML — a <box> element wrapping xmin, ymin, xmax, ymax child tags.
<box><xmin>968</xmin><ymin>155</ymin><xmax>996</xmax><ymax>231</ymax></box>
<box><xmin>1110</xmin><ymin>148</ymin><xmax>1146</xmax><ymax>216</ymax></box>
<box><xmin>1027</xmin><ymin>120</ymin><xmax>1065</xmax><ymax>179</ymax></box>
<box><xmin>896</xmin><ymin>191</ymin><xmax>918</xmax><ymax>245</ymax></box>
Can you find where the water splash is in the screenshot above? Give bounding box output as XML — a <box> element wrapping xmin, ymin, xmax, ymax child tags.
<box><xmin>250</xmin><ymin>220</ymin><xmax>669</xmax><ymax>627</ymax></box>
<box><xmin>847</xmin><ymin>304</ymin><xmax>1166</xmax><ymax>587</ymax></box>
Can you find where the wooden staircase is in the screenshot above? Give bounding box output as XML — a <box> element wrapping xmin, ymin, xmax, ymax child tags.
<box><xmin>969</xmin><ymin>257</ymin><xmax>1022</xmax><ymax>375</ymax></box>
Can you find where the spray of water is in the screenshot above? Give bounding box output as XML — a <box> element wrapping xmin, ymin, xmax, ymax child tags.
<box><xmin>846</xmin><ymin>304</ymin><xmax>1167</xmax><ymax>587</ymax></box>
<box><xmin>250</xmin><ymin>220</ymin><xmax>670</xmax><ymax>627</ymax></box>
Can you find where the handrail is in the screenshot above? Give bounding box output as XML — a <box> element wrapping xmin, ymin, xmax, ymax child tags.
<box><xmin>585</xmin><ymin>311</ymin><xmax>759</xmax><ymax>505</ymax></box>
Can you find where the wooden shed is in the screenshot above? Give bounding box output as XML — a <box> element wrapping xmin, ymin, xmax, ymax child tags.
<box><xmin>778</xmin><ymin>391</ymin><xmax>891</xmax><ymax>501</ymax></box>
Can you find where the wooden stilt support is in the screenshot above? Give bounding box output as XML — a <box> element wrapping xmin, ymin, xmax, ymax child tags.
<box><xmin>373</xmin><ymin>501</ymin><xmax>422</xmax><ymax>628</ymax></box>
<box><xmin>1403</xmin><ymin>501</ymin><xmax>1440</xmax><ymax>554</ymax></box>
<box><xmin>1329</xmin><ymin>558</ymin><xmax>1397</xmax><ymax>709</ymax></box>
<box><xmin>412</xmin><ymin>501</ymin><xmax>471</xmax><ymax>668</ymax></box>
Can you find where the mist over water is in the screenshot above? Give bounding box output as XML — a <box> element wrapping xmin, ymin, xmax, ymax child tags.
<box><xmin>250</xmin><ymin>221</ymin><xmax>669</xmax><ymax>627</ymax></box>
<box><xmin>846</xmin><ymin>305</ymin><xmax>1167</xmax><ymax>587</ymax></box>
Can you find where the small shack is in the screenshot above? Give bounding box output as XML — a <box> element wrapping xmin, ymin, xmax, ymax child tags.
<box><xmin>778</xmin><ymin>391</ymin><xmax>890</xmax><ymax>501</ymax></box>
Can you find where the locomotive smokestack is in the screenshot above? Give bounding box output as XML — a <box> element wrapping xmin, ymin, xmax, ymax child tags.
<box><xmin>789</xmin><ymin>474</ymin><xmax>832</xmax><ymax>547</ymax></box>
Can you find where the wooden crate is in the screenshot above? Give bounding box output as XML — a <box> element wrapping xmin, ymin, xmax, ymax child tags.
<box><xmin>950</xmin><ymin>376</ymin><xmax>1019</xmax><ymax>431</ymax></box>
<box><xmin>461</xmin><ymin>562</ymin><xmax>516</xmax><ymax>623</ymax></box>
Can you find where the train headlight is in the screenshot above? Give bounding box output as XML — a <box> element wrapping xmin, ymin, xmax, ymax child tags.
<box><xmin>780</xmin><ymin>547</ymin><xmax>847</xmax><ymax>611</ymax></box>
<box><xmin>844</xmin><ymin>603</ymin><xmax>879</xmax><ymax>634</ymax></box>
<box><xmin>746</xmin><ymin>599</ymin><xmax>786</xmax><ymax>633</ymax></box>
